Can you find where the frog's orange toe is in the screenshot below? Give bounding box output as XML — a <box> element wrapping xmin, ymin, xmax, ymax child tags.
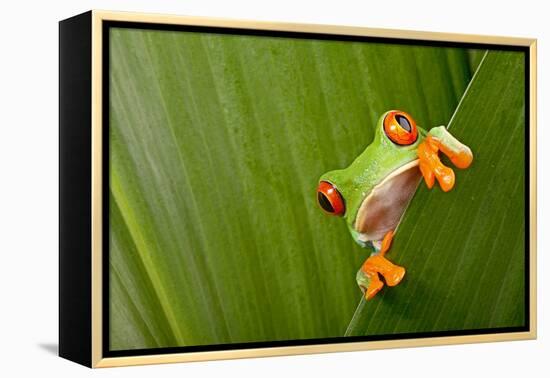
<box><xmin>384</xmin><ymin>265</ymin><xmax>406</xmax><ymax>287</ymax></box>
<box><xmin>439</xmin><ymin>141</ymin><xmax>474</xmax><ymax>169</ymax></box>
<box><xmin>419</xmin><ymin>161</ymin><xmax>435</xmax><ymax>189</ymax></box>
<box><xmin>365</xmin><ymin>275</ymin><xmax>384</xmax><ymax>300</ymax></box>
<box><xmin>434</xmin><ymin>164</ymin><xmax>455</xmax><ymax>192</ymax></box>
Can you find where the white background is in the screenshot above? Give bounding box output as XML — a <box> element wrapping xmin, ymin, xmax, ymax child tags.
<box><xmin>0</xmin><ymin>0</ymin><xmax>547</xmax><ymax>376</ymax></box>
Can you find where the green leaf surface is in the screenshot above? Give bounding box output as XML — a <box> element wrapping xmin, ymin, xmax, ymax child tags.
<box><xmin>467</xmin><ymin>48</ymin><xmax>487</xmax><ymax>74</ymax></box>
<box><xmin>108</xmin><ymin>27</ymin><xmax>476</xmax><ymax>350</ymax></box>
<box><xmin>345</xmin><ymin>50</ymin><xmax>526</xmax><ymax>336</ymax></box>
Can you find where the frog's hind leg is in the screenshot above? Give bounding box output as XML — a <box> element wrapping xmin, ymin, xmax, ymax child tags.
<box><xmin>356</xmin><ymin>231</ymin><xmax>406</xmax><ymax>300</ymax></box>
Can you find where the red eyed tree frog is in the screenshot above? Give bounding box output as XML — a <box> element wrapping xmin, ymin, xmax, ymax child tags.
<box><xmin>316</xmin><ymin>110</ymin><xmax>473</xmax><ymax>300</ymax></box>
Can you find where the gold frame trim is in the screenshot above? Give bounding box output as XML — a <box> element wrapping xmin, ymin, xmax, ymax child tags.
<box><xmin>90</xmin><ymin>9</ymin><xmax>537</xmax><ymax>368</ymax></box>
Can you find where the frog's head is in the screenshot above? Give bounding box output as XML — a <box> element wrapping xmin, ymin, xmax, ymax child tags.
<box><xmin>317</xmin><ymin>110</ymin><xmax>426</xmax><ymax>247</ymax></box>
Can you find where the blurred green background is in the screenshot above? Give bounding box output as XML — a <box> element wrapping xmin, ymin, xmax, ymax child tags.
<box><xmin>108</xmin><ymin>27</ymin><xmax>526</xmax><ymax>351</ymax></box>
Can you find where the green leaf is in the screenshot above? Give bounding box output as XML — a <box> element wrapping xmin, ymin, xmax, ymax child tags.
<box><xmin>345</xmin><ymin>50</ymin><xmax>526</xmax><ymax>336</ymax></box>
<box><xmin>108</xmin><ymin>27</ymin><xmax>475</xmax><ymax>350</ymax></box>
<box><xmin>467</xmin><ymin>48</ymin><xmax>487</xmax><ymax>75</ymax></box>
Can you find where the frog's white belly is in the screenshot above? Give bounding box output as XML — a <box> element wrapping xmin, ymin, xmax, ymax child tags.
<box><xmin>354</xmin><ymin>159</ymin><xmax>421</xmax><ymax>242</ymax></box>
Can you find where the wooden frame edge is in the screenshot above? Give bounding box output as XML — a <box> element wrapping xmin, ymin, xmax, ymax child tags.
<box><xmin>92</xmin><ymin>9</ymin><xmax>535</xmax><ymax>46</ymax></box>
<box><xmin>91</xmin><ymin>10</ymin><xmax>103</xmax><ymax>368</ymax></box>
<box><xmin>94</xmin><ymin>331</ymin><xmax>535</xmax><ymax>368</ymax></box>
<box><xmin>88</xmin><ymin>10</ymin><xmax>537</xmax><ymax>368</ymax></box>
<box><xmin>528</xmin><ymin>40</ymin><xmax>537</xmax><ymax>339</ymax></box>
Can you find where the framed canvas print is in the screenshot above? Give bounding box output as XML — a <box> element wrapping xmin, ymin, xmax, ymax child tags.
<box><xmin>59</xmin><ymin>10</ymin><xmax>537</xmax><ymax>368</ymax></box>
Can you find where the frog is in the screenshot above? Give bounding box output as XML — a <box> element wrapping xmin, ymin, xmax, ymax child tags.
<box><xmin>316</xmin><ymin>110</ymin><xmax>473</xmax><ymax>300</ymax></box>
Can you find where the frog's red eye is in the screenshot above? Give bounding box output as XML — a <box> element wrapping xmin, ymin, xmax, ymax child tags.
<box><xmin>317</xmin><ymin>181</ymin><xmax>345</xmax><ymax>216</ymax></box>
<box><xmin>383</xmin><ymin>111</ymin><xmax>418</xmax><ymax>146</ymax></box>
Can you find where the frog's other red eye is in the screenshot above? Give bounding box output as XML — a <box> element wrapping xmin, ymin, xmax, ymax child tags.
<box><xmin>383</xmin><ymin>110</ymin><xmax>418</xmax><ymax>146</ymax></box>
<box><xmin>317</xmin><ymin>181</ymin><xmax>345</xmax><ymax>216</ymax></box>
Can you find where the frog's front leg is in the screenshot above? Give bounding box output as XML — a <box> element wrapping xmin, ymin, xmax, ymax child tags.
<box><xmin>356</xmin><ymin>231</ymin><xmax>406</xmax><ymax>300</ymax></box>
<box><xmin>418</xmin><ymin>126</ymin><xmax>473</xmax><ymax>192</ymax></box>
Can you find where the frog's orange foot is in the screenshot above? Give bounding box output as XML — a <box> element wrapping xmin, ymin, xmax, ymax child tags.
<box><xmin>418</xmin><ymin>132</ymin><xmax>473</xmax><ymax>192</ymax></box>
<box><xmin>356</xmin><ymin>254</ymin><xmax>406</xmax><ymax>300</ymax></box>
<box><xmin>418</xmin><ymin>136</ymin><xmax>456</xmax><ymax>192</ymax></box>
